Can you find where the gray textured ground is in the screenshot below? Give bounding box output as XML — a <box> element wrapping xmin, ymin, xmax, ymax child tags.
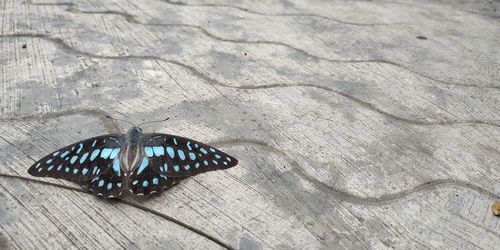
<box><xmin>0</xmin><ymin>0</ymin><xmax>499</xmax><ymax>249</ymax></box>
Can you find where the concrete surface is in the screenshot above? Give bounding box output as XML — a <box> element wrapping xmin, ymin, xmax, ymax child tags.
<box><xmin>0</xmin><ymin>0</ymin><xmax>499</xmax><ymax>249</ymax></box>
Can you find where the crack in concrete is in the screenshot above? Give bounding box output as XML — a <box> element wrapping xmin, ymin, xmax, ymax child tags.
<box><xmin>28</xmin><ymin>2</ymin><xmax>500</xmax><ymax>89</ymax></box>
<box><xmin>1</xmin><ymin>138</ymin><xmax>499</xmax><ymax>207</ymax></box>
<box><xmin>0</xmin><ymin>108</ymin><xmax>497</xmax><ymax>247</ymax></box>
<box><xmin>2</xmin><ymin>108</ymin><xmax>497</xmax><ymax>206</ymax></box>
<box><xmin>0</xmin><ymin>173</ymin><xmax>235</xmax><ymax>250</ymax></box>
<box><xmin>1</xmin><ymin>33</ymin><xmax>499</xmax><ymax>128</ymax></box>
<box><xmin>0</xmin><ymin>108</ymin><xmax>122</xmax><ymax>133</ymax></box>
<box><xmin>245</xmin><ymin>83</ymin><xmax>500</xmax><ymax>128</ymax></box>
<box><xmin>158</xmin><ymin>0</ymin><xmax>408</xmax><ymax>26</ymax></box>
<box><xmin>210</xmin><ymin>138</ymin><xmax>500</xmax><ymax>206</ymax></box>
<box><xmin>0</xmin><ymin>103</ymin><xmax>227</xmax><ymax>246</ymax></box>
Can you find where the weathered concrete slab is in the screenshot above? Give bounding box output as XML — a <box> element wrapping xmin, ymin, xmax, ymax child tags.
<box><xmin>1</xmin><ymin>0</ymin><xmax>499</xmax><ymax>249</ymax></box>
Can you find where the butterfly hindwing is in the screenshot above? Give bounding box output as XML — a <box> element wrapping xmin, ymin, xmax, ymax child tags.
<box><xmin>129</xmin><ymin>157</ymin><xmax>181</xmax><ymax>195</ymax></box>
<box><xmin>86</xmin><ymin>161</ymin><xmax>125</xmax><ymax>198</ymax></box>
<box><xmin>28</xmin><ymin>135</ymin><xmax>125</xmax><ymax>198</ymax></box>
<box><xmin>141</xmin><ymin>133</ymin><xmax>238</xmax><ymax>177</ymax></box>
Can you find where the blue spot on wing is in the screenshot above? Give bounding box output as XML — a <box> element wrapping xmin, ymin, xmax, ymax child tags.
<box><xmin>76</xmin><ymin>143</ymin><xmax>83</xmax><ymax>154</ymax></box>
<box><xmin>90</xmin><ymin>149</ymin><xmax>100</xmax><ymax>161</ymax></box>
<box><xmin>189</xmin><ymin>152</ymin><xmax>196</xmax><ymax>160</ymax></box>
<box><xmin>113</xmin><ymin>160</ymin><xmax>121</xmax><ymax>176</ymax></box>
<box><xmin>137</xmin><ymin>157</ymin><xmax>148</xmax><ymax>175</ymax></box>
<box><xmin>152</xmin><ymin>146</ymin><xmax>164</xmax><ymax>156</ymax></box>
<box><xmin>160</xmin><ymin>163</ymin><xmax>166</xmax><ymax>172</ymax></box>
<box><xmin>70</xmin><ymin>156</ymin><xmax>78</xmax><ymax>164</ymax></box>
<box><xmin>110</xmin><ymin>148</ymin><xmax>120</xmax><ymax>159</ymax></box>
<box><xmin>101</xmin><ymin>148</ymin><xmax>113</xmax><ymax>159</ymax></box>
<box><xmin>177</xmin><ymin>150</ymin><xmax>185</xmax><ymax>160</ymax></box>
<box><xmin>145</xmin><ymin>147</ymin><xmax>153</xmax><ymax>157</ymax></box>
<box><xmin>167</xmin><ymin>147</ymin><xmax>175</xmax><ymax>159</ymax></box>
<box><xmin>80</xmin><ymin>152</ymin><xmax>89</xmax><ymax>163</ymax></box>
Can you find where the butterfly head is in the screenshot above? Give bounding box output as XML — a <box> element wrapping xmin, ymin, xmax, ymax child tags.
<box><xmin>126</xmin><ymin>127</ymin><xmax>143</xmax><ymax>143</ymax></box>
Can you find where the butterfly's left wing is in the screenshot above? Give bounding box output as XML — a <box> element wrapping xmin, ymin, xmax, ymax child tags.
<box><xmin>28</xmin><ymin>135</ymin><xmax>126</xmax><ymax>198</ymax></box>
<box><xmin>137</xmin><ymin>133</ymin><xmax>238</xmax><ymax>178</ymax></box>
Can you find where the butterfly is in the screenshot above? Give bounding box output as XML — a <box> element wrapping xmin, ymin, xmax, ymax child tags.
<box><xmin>28</xmin><ymin>126</ymin><xmax>238</xmax><ymax>198</ymax></box>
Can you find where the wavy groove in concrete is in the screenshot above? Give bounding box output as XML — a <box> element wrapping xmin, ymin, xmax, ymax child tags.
<box><xmin>2</xmin><ymin>34</ymin><xmax>499</xmax><ymax>128</ymax></box>
<box><xmin>0</xmin><ymin>109</ymin><xmax>497</xmax><ymax>249</ymax></box>
<box><xmin>159</xmin><ymin>0</ymin><xmax>409</xmax><ymax>26</ymax></box>
<box><xmin>28</xmin><ymin>2</ymin><xmax>500</xmax><ymax>89</ymax></box>
<box><xmin>1</xmin><ymin>110</ymin><xmax>497</xmax><ymax>206</ymax></box>
<box><xmin>211</xmin><ymin>138</ymin><xmax>500</xmax><ymax>205</ymax></box>
<box><xmin>0</xmin><ymin>108</ymin><xmax>121</xmax><ymax>133</ymax></box>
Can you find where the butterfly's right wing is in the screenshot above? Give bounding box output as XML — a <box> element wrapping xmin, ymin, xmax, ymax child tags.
<box><xmin>138</xmin><ymin>133</ymin><xmax>238</xmax><ymax>178</ymax></box>
<box><xmin>126</xmin><ymin>133</ymin><xmax>237</xmax><ymax>196</ymax></box>
<box><xmin>28</xmin><ymin>135</ymin><xmax>126</xmax><ymax>198</ymax></box>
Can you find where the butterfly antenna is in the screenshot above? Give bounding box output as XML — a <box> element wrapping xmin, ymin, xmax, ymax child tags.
<box><xmin>137</xmin><ymin>117</ymin><xmax>170</xmax><ymax>128</ymax></box>
<box><xmin>105</xmin><ymin>115</ymin><xmax>136</xmax><ymax>127</ymax></box>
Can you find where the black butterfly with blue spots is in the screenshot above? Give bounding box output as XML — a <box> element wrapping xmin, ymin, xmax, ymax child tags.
<box><xmin>28</xmin><ymin>127</ymin><xmax>238</xmax><ymax>198</ymax></box>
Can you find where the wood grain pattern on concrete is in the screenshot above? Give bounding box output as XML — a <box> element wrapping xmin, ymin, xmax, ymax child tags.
<box><xmin>1</xmin><ymin>0</ymin><xmax>499</xmax><ymax>249</ymax></box>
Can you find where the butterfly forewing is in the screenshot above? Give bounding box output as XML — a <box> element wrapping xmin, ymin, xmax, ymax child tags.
<box><xmin>28</xmin><ymin>135</ymin><xmax>125</xmax><ymax>198</ymax></box>
<box><xmin>140</xmin><ymin>133</ymin><xmax>238</xmax><ymax>177</ymax></box>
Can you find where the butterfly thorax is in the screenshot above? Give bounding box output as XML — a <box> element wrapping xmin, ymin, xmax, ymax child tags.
<box><xmin>125</xmin><ymin>127</ymin><xmax>143</xmax><ymax>144</ymax></box>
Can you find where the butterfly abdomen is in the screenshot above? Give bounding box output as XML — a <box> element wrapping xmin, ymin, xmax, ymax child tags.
<box><xmin>120</xmin><ymin>143</ymin><xmax>142</xmax><ymax>175</ymax></box>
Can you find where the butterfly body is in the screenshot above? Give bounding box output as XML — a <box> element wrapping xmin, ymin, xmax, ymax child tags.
<box><xmin>28</xmin><ymin>127</ymin><xmax>238</xmax><ymax>198</ymax></box>
<box><xmin>121</xmin><ymin>127</ymin><xmax>146</xmax><ymax>176</ymax></box>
